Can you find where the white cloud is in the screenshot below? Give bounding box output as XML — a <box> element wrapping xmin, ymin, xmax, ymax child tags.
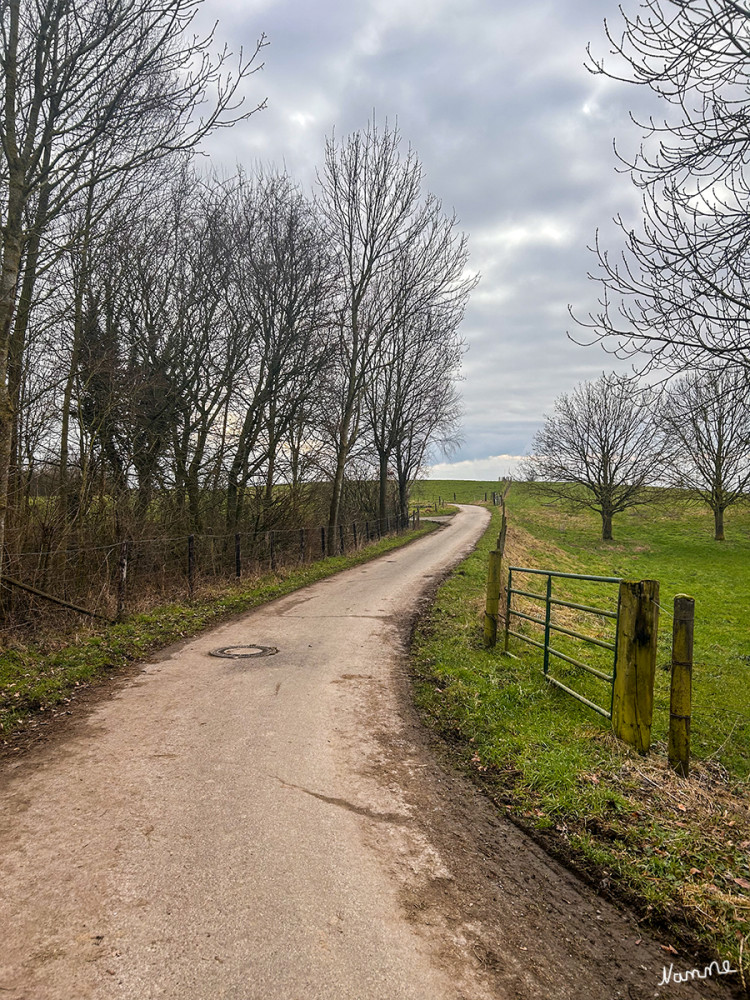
<box><xmin>425</xmin><ymin>455</ymin><xmax>526</xmax><ymax>481</ymax></box>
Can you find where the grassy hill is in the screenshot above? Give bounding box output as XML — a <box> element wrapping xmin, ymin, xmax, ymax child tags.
<box><xmin>411</xmin><ymin>480</ymin><xmax>750</xmax><ymax>975</ymax></box>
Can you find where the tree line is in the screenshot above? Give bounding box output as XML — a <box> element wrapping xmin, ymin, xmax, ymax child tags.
<box><xmin>0</xmin><ymin>2</ymin><xmax>474</xmax><ymax>584</ymax></box>
<box><xmin>524</xmin><ymin>368</ymin><xmax>750</xmax><ymax>541</ymax></box>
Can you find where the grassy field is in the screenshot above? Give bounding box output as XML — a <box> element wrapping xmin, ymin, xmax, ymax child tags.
<box><xmin>411</xmin><ymin>479</ymin><xmax>750</xmax><ymax>976</ymax></box>
<box><xmin>0</xmin><ymin>522</ymin><xmax>437</xmax><ymax>741</ymax></box>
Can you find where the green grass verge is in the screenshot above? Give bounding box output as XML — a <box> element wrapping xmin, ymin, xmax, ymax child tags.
<box><xmin>0</xmin><ymin>523</ymin><xmax>436</xmax><ymax>740</ymax></box>
<box><xmin>411</xmin><ymin>482</ymin><xmax>750</xmax><ymax>974</ymax></box>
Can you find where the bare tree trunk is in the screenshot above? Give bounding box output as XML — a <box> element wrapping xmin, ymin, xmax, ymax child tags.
<box><xmin>378</xmin><ymin>450</ymin><xmax>389</xmax><ymax>524</ymax></box>
<box><xmin>713</xmin><ymin>506</ymin><xmax>725</xmax><ymax>541</ymax></box>
<box><xmin>0</xmin><ymin>189</ymin><xmax>26</xmax><ymax>580</ymax></box>
<box><xmin>328</xmin><ymin>439</ymin><xmax>349</xmax><ymax>556</ymax></box>
<box><xmin>602</xmin><ymin>510</ymin><xmax>614</xmax><ymax>541</ymax></box>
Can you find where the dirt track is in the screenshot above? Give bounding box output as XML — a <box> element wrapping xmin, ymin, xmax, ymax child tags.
<box><xmin>0</xmin><ymin>506</ymin><xmax>739</xmax><ymax>998</ymax></box>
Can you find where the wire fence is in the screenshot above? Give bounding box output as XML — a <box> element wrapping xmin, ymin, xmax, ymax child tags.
<box><xmin>0</xmin><ymin>510</ymin><xmax>420</xmax><ymax>626</ymax></box>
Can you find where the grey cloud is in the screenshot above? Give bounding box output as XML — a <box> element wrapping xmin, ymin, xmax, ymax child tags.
<box><xmin>200</xmin><ymin>0</ymin><xmax>659</xmax><ymax>467</ymax></box>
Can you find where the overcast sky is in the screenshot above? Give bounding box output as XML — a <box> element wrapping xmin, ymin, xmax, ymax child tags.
<box><xmin>197</xmin><ymin>0</ymin><xmax>654</xmax><ymax>479</ymax></box>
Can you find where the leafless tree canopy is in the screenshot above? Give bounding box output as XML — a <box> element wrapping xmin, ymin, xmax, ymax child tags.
<box><xmin>579</xmin><ymin>1</ymin><xmax>750</xmax><ymax>373</ymax></box>
<box><xmin>523</xmin><ymin>374</ymin><xmax>665</xmax><ymax>540</ymax></box>
<box><xmin>316</xmin><ymin>119</ymin><xmax>474</xmax><ymax>551</ymax></box>
<box><xmin>658</xmin><ymin>366</ymin><xmax>750</xmax><ymax>539</ymax></box>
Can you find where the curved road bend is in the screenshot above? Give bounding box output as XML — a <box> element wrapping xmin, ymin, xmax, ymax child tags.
<box><xmin>0</xmin><ymin>506</ymin><xmax>733</xmax><ymax>1000</ymax></box>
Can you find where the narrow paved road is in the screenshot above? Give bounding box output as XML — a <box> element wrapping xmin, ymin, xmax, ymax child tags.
<box><xmin>0</xmin><ymin>507</ymin><xmax>735</xmax><ymax>999</ymax></box>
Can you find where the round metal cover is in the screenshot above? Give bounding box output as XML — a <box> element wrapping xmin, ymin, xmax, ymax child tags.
<box><xmin>209</xmin><ymin>644</ymin><xmax>278</xmax><ymax>659</ymax></box>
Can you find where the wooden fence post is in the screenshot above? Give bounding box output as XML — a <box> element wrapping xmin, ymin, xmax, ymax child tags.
<box><xmin>187</xmin><ymin>535</ymin><xmax>195</xmax><ymax>598</ymax></box>
<box><xmin>497</xmin><ymin>511</ymin><xmax>507</xmax><ymax>556</ymax></box>
<box><xmin>235</xmin><ymin>533</ymin><xmax>241</xmax><ymax>578</ymax></box>
<box><xmin>321</xmin><ymin>526</ymin><xmax>326</xmax><ymax>557</ymax></box>
<box><xmin>269</xmin><ymin>530</ymin><xmax>276</xmax><ymax>571</ymax></box>
<box><xmin>352</xmin><ymin>522</ymin><xmax>358</xmax><ymax>548</ymax></box>
<box><xmin>339</xmin><ymin>522</ymin><xmax>345</xmax><ymax>554</ymax></box>
<box><xmin>669</xmin><ymin>594</ymin><xmax>694</xmax><ymax>777</ymax></box>
<box><xmin>483</xmin><ymin>549</ymin><xmax>502</xmax><ymax>647</ymax></box>
<box><xmin>299</xmin><ymin>528</ymin><xmax>305</xmax><ymax>562</ymax></box>
<box><xmin>612</xmin><ymin>580</ymin><xmax>660</xmax><ymax>753</ymax></box>
<box><xmin>117</xmin><ymin>541</ymin><xmax>129</xmax><ymax>620</ymax></box>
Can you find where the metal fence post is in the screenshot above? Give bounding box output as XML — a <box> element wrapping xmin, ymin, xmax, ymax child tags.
<box><xmin>542</xmin><ymin>573</ymin><xmax>553</xmax><ymax>676</ymax></box>
<box><xmin>612</xmin><ymin>580</ymin><xmax>659</xmax><ymax>753</ymax></box>
<box><xmin>669</xmin><ymin>594</ymin><xmax>694</xmax><ymax>777</ymax></box>
<box><xmin>117</xmin><ymin>541</ymin><xmax>129</xmax><ymax>620</ymax></box>
<box><xmin>187</xmin><ymin>535</ymin><xmax>195</xmax><ymax>598</ymax></box>
<box><xmin>503</xmin><ymin>568</ymin><xmax>513</xmax><ymax>653</ymax></box>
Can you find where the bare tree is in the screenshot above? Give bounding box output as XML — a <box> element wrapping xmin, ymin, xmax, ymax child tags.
<box><xmin>365</xmin><ymin>306</ymin><xmax>464</xmax><ymax>522</ymax></box>
<box><xmin>659</xmin><ymin>367</ymin><xmax>750</xmax><ymax>540</ymax></box>
<box><xmin>580</xmin><ymin>1</ymin><xmax>750</xmax><ymax>374</ymax></box>
<box><xmin>523</xmin><ymin>374</ymin><xmax>664</xmax><ymax>540</ymax></box>
<box><xmin>317</xmin><ymin>118</ymin><xmax>475</xmax><ymax>551</ymax></box>
<box><xmin>0</xmin><ymin>0</ymin><xmax>266</xmax><ymax>574</ymax></box>
<box><xmin>224</xmin><ymin>171</ymin><xmax>334</xmax><ymax>533</ymax></box>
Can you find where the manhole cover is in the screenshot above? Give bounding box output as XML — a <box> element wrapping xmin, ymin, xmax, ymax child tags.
<box><xmin>209</xmin><ymin>645</ymin><xmax>278</xmax><ymax>659</ymax></box>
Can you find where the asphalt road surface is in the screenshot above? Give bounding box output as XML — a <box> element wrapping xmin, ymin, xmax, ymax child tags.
<box><xmin>0</xmin><ymin>507</ymin><xmax>736</xmax><ymax>999</ymax></box>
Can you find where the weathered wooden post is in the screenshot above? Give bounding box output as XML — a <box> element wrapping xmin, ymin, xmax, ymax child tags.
<box><xmin>669</xmin><ymin>594</ymin><xmax>694</xmax><ymax>777</ymax></box>
<box><xmin>321</xmin><ymin>526</ymin><xmax>326</xmax><ymax>557</ymax></box>
<box><xmin>269</xmin><ymin>530</ymin><xmax>276</xmax><ymax>571</ymax></box>
<box><xmin>352</xmin><ymin>522</ymin><xmax>358</xmax><ymax>548</ymax></box>
<box><xmin>365</xmin><ymin>520</ymin><xmax>370</xmax><ymax>542</ymax></box>
<box><xmin>117</xmin><ymin>540</ymin><xmax>129</xmax><ymax>620</ymax></box>
<box><xmin>612</xmin><ymin>580</ymin><xmax>660</xmax><ymax>753</ymax></box>
<box><xmin>299</xmin><ymin>528</ymin><xmax>305</xmax><ymax>562</ymax></box>
<box><xmin>187</xmin><ymin>534</ymin><xmax>195</xmax><ymax>598</ymax></box>
<box><xmin>483</xmin><ymin>549</ymin><xmax>503</xmax><ymax>647</ymax></box>
<box><xmin>235</xmin><ymin>533</ymin><xmax>241</xmax><ymax>578</ymax></box>
<box><xmin>339</xmin><ymin>522</ymin><xmax>345</xmax><ymax>553</ymax></box>
<box><xmin>497</xmin><ymin>511</ymin><xmax>507</xmax><ymax>556</ymax></box>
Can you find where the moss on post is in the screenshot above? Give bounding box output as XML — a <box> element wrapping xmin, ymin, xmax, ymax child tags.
<box><xmin>612</xmin><ymin>579</ymin><xmax>660</xmax><ymax>753</ymax></box>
